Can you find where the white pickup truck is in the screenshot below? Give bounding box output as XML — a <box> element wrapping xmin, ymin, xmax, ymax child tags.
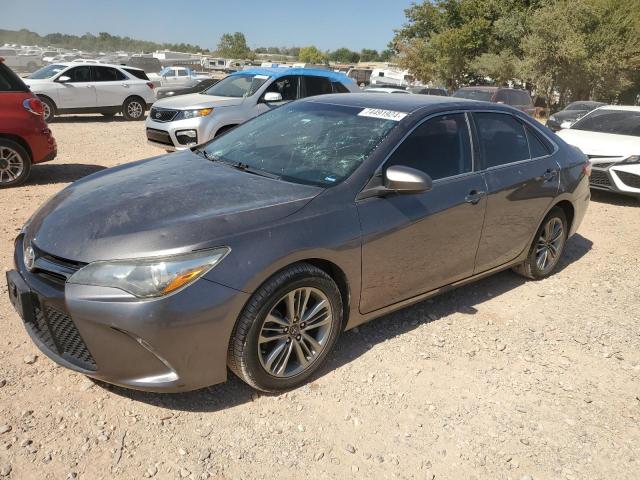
<box><xmin>0</xmin><ymin>48</ymin><xmax>43</xmax><ymax>72</ymax></box>
<box><xmin>147</xmin><ymin>66</ymin><xmax>209</xmax><ymax>88</ymax></box>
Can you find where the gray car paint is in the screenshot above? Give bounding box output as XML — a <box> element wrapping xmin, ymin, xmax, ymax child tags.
<box><xmin>8</xmin><ymin>94</ymin><xmax>590</xmax><ymax>392</ymax></box>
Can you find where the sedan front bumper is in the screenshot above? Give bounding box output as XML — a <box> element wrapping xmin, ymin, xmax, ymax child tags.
<box><xmin>7</xmin><ymin>236</ymin><xmax>249</xmax><ymax>392</ymax></box>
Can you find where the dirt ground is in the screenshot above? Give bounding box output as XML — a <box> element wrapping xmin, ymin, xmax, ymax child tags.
<box><xmin>0</xmin><ymin>115</ymin><xmax>639</xmax><ymax>480</ymax></box>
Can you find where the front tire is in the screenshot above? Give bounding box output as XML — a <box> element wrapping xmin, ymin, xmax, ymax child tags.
<box><xmin>0</xmin><ymin>139</ymin><xmax>32</xmax><ymax>188</ymax></box>
<box><xmin>228</xmin><ymin>263</ymin><xmax>343</xmax><ymax>392</ymax></box>
<box><xmin>122</xmin><ymin>97</ymin><xmax>145</xmax><ymax>121</ymax></box>
<box><xmin>513</xmin><ymin>207</ymin><xmax>567</xmax><ymax>279</ymax></box>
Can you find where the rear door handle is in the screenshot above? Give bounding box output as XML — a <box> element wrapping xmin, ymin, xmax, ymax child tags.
<box><xmin>465</xmin><ymin>190</ymin><xmax>486</xmax><ymax>204</ymax></box>
<box><xmin>121</xmin><ymin>83</ymin><xmax>130</xmax><ymax>88</ymax></box>
<box><xmin>543</xmin><ymin>169</ymin><xmax>558</xmax><ymax>181</ymax></box>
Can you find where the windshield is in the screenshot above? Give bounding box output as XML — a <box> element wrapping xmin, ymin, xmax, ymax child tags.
<box><xmin>453</xmin><ymin>89</ymin><xmax>494</xmax><ymax>101</ymax></box>
<box><xmin>29</xmin><ymin>64</ymin><xmax>66</xmax><ymax>79</ymax></box>
<box><xmin>572</xmin><ymin>109</ymin><xmax>640</xmax><ymax>137</ymax></box>
<box><xmin>202</xmin><ymin>73</ymin><xmax>269</xmax><ymax>98</ymax></box>
<box><xmin>200</xmin><ymin>102</ymin><xmax>399</xmax><ymax>186</ymax></box>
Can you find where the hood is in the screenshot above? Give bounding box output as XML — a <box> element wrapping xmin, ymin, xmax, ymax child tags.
<box><xmin>23</xmin><ymin>78</ymin><xmax>53</xmax><ymax>86</ymax></box>
<box><xmin>557</xmin><ymin>129</ymin><xmax>640</xmax><ymax>158</ymax></box>
<box><xmin>152</xmin><ymin>92</ymin><xmax>245</xmax><ymax>109</ymax></box>
<box><xmin>26</xmin><ymin>151</ymin><xmax>322</xmax><ymax>263</ymax></box>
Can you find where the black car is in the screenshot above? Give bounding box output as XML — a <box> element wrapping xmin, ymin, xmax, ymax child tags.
<box><xmin>7</xmin><ymin>94</ymin><xmax>590</xmax><ymax>393</ymax></box>
<box><xmin>546</xmin><ymin>101</ymin><xmax>607</xmax><ymax>131</ymax></box>
<box><xmin>155</xmin><ymin>78</ymin><xmax>220</xmax><ymax>100</ymax></box>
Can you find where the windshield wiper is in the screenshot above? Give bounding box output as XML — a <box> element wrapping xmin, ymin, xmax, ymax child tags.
<box><xmin>202</xmin><ymin>151</ymin><xmax>281</xmax><ymax>180</ymax></box>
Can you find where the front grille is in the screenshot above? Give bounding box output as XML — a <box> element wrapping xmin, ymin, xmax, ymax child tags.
<box><xmin>149</xmin><ymin>107</ymin><xmax>179</xmax><ymax>123</ymax></box>
<box><xmin>146</xmin><ymin>128</ymin><xmax>173</xmax><ymax>146</ymax></box>
<box><xmin>592</xmin><ymin>162</ymin><xmax>615</xmax><ymax>169</ymax></box>
<box><xmin>31</xmin><ymin>304</ymin><xmax>97</xmax><ymax>371</ymax></box>
<box><xmin>32</xmin><ymin>245</ymin><xmax>83</xmax><ymax>286</ymax></box>
<box><xmin>616</xmin><ymin>170</ymin><xmax>640</xmax><ymax>189</ymax></box>
<box><xmin>589</xmin><ymin>170</ymin><xmax>611</xmax><ymax>188</ymax></box>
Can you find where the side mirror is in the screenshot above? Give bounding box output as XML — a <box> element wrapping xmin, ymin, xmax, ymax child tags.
<box><xmin>384</xmin><ymin>165</ymin><xmax>432</xmax><ymax>194</ymax></box>
<box><xmin>57</xmin><ymin>75</ymin><xmax>70</xmax><ymax>83</ymax></box>
<box><xmin>263</xmin><ymin>92</ymin><xmax>283</xmax><ymax>103</ymax></box>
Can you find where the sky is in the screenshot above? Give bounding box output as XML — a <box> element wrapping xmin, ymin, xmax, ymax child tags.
<box><xmin>0</xmin><ymin>0</ymin><xmax>415</xmax><ymax>51</ymax></box>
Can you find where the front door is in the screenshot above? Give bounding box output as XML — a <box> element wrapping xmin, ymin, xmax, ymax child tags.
<box><xmin>57</xmin><ymin>65</ymin><xmax>97</xmax><ymax>109</ymax></box>
<box><xmin>255</xmin><ymin>76</ymin><xmax>300</xmax><ymax>116</ymax></box>
<box><xmin>471</xmin><ymin>112</ymin><xmax>560</xmax><ymax>273</ymax></box>
<box><xmin>357</xmin><ymin>113</ymin><xmax>487</xmax><ymax>313</ymax></box>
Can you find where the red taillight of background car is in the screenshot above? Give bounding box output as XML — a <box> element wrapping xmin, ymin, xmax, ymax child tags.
<box><xmin>582</xmin><ymin>159</ymin><xmax>592</xmax><ymax>177</ymax></box>
<box><xmin>146</xmin><ymin>82</ymin><xmax>155</xmax><ymax>90</ymax></box>
<box><xmin>22</xmin><ymin>97</ymin><xmax>44</xmax><ymax>116</ymax></box>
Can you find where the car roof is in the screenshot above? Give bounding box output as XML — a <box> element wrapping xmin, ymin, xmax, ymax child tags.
<box><xmin>233</xmin><ymin>67</ymin><xmax>351</xmax><ymax>82</ymax></box>
<box><xmin>55</xmin><ymin>61</ymin><xmax>144</xmax><ymax>71</ymax></box>
<box><xmin>303</xmin><ymin>92</ymin><xmax>505</xmax><ymax>114</ymax></box>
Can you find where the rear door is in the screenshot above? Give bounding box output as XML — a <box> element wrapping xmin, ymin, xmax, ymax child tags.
<box><xmin>92</xmin><ymin>66</ymin><xmax>128</xmax><ymax>107</ymax></box>
<box><xmin>56</xmin><ymin>65</ymin><xmax>97</xmax><ymax>109</ymax></box>
<box><xmin>357</xmin><ymin>113</ymin><xmax>487</xmax><ymax>313</ymax></box>
<box><xmin>471</xmin><ymin>111</ymin><xmax>559</xmax><ymax>273</ymax></box>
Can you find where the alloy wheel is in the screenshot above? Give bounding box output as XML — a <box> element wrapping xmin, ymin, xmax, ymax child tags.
<box><xmin>127</xmin><ymin>101</ymin><xmax>143</xmax><ymax>119</ymax></box>
<box><xmin>258</xmin><ymin>287</ymin><xmax>333</xmax><ymax>378</ymax></box>
<box><xmin>535</xmin><ymin>217</ymin><xmax>565</xmax><ymax>272</ymax></box>
<box><xmin>0</xmin><ymin>146</ymin><xmax>24</xmax><ymax>184</ymax></box>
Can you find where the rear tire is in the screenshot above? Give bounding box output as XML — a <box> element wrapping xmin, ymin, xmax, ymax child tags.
<box><xmin>38</xmin><ymin>96</ymin><xmax>55</xmax><ymax>123</ymax></box>
<box><xmin>122</xmin><ymin>97</ymin><xmax>145</xmax><ymax>121</ymax></box>
<box><xmin>513</xmin><ymin>207</ymin><xmax>568</xmax><ymax>279</ymax></box>
<box><xmin>0</xmin><ymin>139</ymin><xmax>32</xmax><ymax>188</ymax></box>
<box><xmin>228</xmin><ymin>263</ymin><xmax>343</xmax><ymax>392</ymax></box>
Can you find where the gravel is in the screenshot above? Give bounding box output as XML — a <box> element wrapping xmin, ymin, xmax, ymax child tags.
<box><xmin>0</xmin><ymin>116</ymin><xmax>639</xmax><ymax>478</ymax></box>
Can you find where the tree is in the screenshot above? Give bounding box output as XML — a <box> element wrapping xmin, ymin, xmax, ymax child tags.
<box><xmin>359</xmin><ymin>49</ymin><xmax>379</xmax><ymax>62</ymax></box>
<box><xmin>216</xmin><ymin>32</ymin><xmax>252</xmax><ymax>59</ymax></box>
<box><xmin>298</xmin><ymin>46</ymin><xmax>326</xmax><ymax>64</ymax></box>
<box><xmin>329</xmin><ymin>47</ymin><xmax>360</xmax><ymax>63</ymax></box>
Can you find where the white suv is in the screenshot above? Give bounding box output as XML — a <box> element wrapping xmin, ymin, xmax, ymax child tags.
<box><xmin>24</xmin><ymin>62</ymin><xmax>156</xmax><ymax>122</ymax></box>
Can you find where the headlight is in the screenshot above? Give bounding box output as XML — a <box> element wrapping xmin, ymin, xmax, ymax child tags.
<box><xmin>549</xmin><ymin>115</ymin><xmax>556</xmax><ymax>121</ymax></box>
<box><xmin>68</xmin><ymin>248</ymin><xmax>229</xmax><ymax>298</ymax></box>
<box><xmin>621</xmin><ymin>155</ymin><xmax>640</xmax><ymax>164</ymax></box>
<box><xmin>178</xmin><ymin>108</ymin><xmax>213</xmax><ymax>120</ymax></box>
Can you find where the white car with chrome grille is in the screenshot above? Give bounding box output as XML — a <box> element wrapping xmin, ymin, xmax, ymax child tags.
<box><xmin>557</xmin><ymin>105</ymin><xmax>640</xmax><ymax>198</ymax></box>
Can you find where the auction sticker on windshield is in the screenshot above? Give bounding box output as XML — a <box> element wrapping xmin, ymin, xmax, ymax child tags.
<box><xmin>358</xmin><ymin>108</ymin><xmax>407</xmax><ymax>121</ymax></box>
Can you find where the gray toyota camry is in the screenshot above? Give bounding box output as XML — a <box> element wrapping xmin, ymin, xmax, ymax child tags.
<box><xmin>6</xmin><ymin>94</ymin><xmax>590</xmax><ymax>393</ymax></box>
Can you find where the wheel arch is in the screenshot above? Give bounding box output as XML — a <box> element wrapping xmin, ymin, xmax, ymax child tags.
<box><xmin>36</xmin><ymin>93</ymin><xmax>56</xmax><ymax>112</ymax></box>
<box><xmin>123</xmin><ymin>94</ymin><xmax>146</xmax><ymax>107</ymax></box>
<box><xmin>214</xmin><ymin>124</ymin><xmax>238</xmax><ymax>137</ymax></box>
<box><xmin>0</xmin><ymin>133</ymin><xmax>33</xmax><ymax>160</ymax></box>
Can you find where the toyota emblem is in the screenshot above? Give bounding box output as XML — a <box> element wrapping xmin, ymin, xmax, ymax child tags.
<box><xmin>24</xmin><ymin>244</ymin><xmax>36</xmax><ymax>271</ymax></box>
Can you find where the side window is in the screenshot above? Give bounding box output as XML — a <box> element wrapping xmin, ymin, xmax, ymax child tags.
<box><xmin>332</xmin><ymin>81</ymin><xmax>350</xmax><ymax>93</ymax></box>
<box><xmin>263</xmin><ymin>76</ymin><xmax>299</xmax><ymax>101</ymax></box>
<box><xmin>0</xmin><ymin>64</ymin><xmax>27</xmax><ymax>91</ymax></box>
<box><xmin>65</xmin><ymin>66</ymin><xmax>91</xmax><ymax>83</ymax></box>
<box><xmin>525</xmin><ymin>125</ymin><xmax>552</xmax><ymax>158</ymax></box>
<box><xmin>177</xmin><ymin>70</ymin><xmax>188</xmax><ymax>77</ymax></box>
<box><xmin>303</xmin><ymin>76</ymin><xmax>333</xmax><ymax>97</ymax></box>
<box><xmin>386</xmin><ymin>114</ymin><xmax>472</xmax><ymax>181</ymax></box>
<box><xmin>474</xmin><ymin>112</ymin><xmax>530</xmax><ymax>168</ymax></box>
<box><xmin>93</xmin><ymin>66</ymin><xmax>126</xmax><ymax>82</ymax></box>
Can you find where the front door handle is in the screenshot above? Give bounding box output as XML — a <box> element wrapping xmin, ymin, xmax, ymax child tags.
<box><xmin>543</xmin><ymin>169</ymin><xmax>558</xmax><ymax>181</ymax></box>
<box><xmin>465</xmin><ymin>189</ymin><xmax>486</xmax><ymax>204</ymax></box>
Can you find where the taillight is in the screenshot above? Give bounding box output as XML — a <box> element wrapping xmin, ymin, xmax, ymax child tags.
<box><xmin>23</xmin><ymin>97</ymin><xmax>44</xmax><ymax>116</ymax></box>
<box><xmin>146</xmin><ymin>82</ymin><xmax>155</xmax><ymax>90</ymax></box>
<box><xmin>582</xmin><ymin>159</ymin><xmax>592</xmax><ymax>177</ymax></box>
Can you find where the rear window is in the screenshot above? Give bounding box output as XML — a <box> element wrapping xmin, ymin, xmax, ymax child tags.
<box><xmin>0</xmin><ymin>62</ymin><xmax>28</xmax><ymax>92</ymax></box>
<box><xmin>332</xmin><ymin>81</ymin><xmax>350</xmax><ymax>93</ymax></box>
<box><xmin>123</xmin><ymin>68</ymin><xmax>149</xmax><ymax>80</ymax></box>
